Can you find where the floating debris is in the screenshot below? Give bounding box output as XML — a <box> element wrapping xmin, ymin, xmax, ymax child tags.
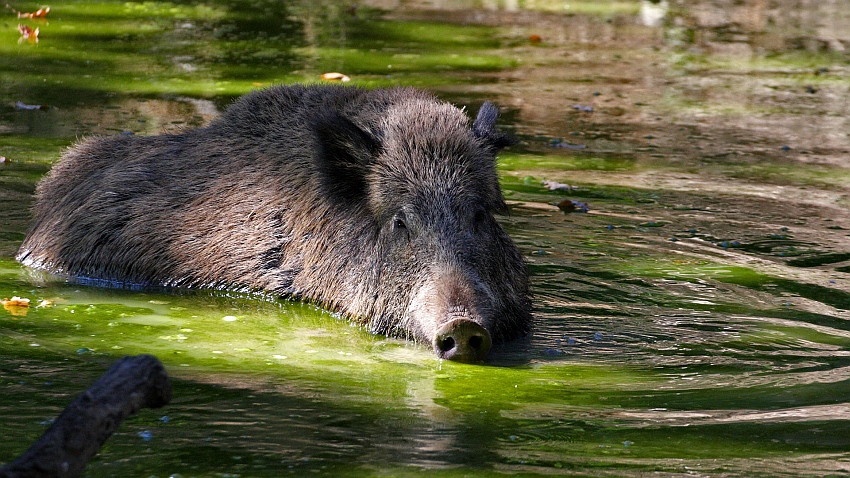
<box><xmin>542</xmin><ymin>179</ymin><xmax>574</xmax><ymax>191</ymax></box>
<box><xmin>320</xmin><ymin>72</ymin><xmax>351</xmax><ymax>82</ymax></box>
<box><xmin>17</xmin><ymin>24</ymin><xmax>38</xmax><ymax>43</ymax></box>
<box><xmin>557</xmin><ymin>199</ymin><xmax>589</xmax><ymax>213</ymax></box>
<box><xmin>570</xmin><ymin>104</ymin><xmax>593</xmax><ymax>113</ymax></box>
<box><xmin>2</xmin><ymin>296</ymin><xmax>31</xmax><ymax>316</ymax></box>
<box><xmin>15</xmin><ymin>101</ymin><xmax>48</xmax><ymax>111</ymax></box>
<box><xmin>549</xmin><ymin>139</ymin><xmax>586</xmax><ymax>150</ymax></box>
<box><xmin>7</xmin><ymin>5</ymin><xmax>50</xmax><ymax>18</ymax></box>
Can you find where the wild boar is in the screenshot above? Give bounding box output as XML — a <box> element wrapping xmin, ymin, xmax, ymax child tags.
<box><xmin>17</xmin><ymin>84</ymin><xmax>532</xmax><ymax>361</ymax></box>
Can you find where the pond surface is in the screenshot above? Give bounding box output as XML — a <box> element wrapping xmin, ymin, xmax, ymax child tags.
<box><xmin>2</xmin><ymin>1</ymin><xmax>850</xmax><ymax>476</ymax></box>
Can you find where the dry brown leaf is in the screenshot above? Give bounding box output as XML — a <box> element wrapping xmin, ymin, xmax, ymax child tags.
<box><xmin>18</xmin><ymin>23</ymin><xmax>39</xmax><ymax>43</ymax></box>
<box><xmin>3</xmin><ymin>296</ymin><xmax>30</xmax><ymax>316</ymax></box>
<box><xmin>18</xmin><ymin>6</ymin><xmax>49</xmax><ymax>18</ymax></box>
<box><xmin>3</xmin><ymin>296</ymin><xmax>30</xmax><ymax>307</ymax></box>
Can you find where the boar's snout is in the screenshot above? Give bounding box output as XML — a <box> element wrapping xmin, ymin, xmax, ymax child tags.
<box><xmin>433</xmin><ymin>319</ymin><xmax>492</xmax><ymax>362</ymax></box>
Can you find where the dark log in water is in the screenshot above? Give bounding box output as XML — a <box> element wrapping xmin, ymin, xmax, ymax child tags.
<box><xmin>0</xmin><ymin>355</ymin><xmax>171</xmax><ymax>478</ymax></box>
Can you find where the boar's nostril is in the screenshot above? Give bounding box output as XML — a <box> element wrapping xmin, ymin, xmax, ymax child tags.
<box><xmin>433</xmin><ymin>319</ymin><xmax>492</xmax><ymax>363</ymax></box>
<box><xmin>437</xmin><ymin>336</ymin><xmax>456</xmax><ymax>353</ymax></box>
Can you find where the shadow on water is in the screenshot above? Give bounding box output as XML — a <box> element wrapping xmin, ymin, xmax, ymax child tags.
<box><xmin>2</xmin><ymin>0</ymin><xmax>850</xmax><ymax>476</ymax></box>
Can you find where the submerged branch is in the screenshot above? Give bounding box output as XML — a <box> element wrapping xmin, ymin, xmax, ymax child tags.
<box><xmin>0</xmin><ymin>354</ymin><xmax>171</xmax><ymax>478</ymax></box>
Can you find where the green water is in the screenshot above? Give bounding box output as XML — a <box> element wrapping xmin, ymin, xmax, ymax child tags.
<box><xmin>2</xmin><ymin>1</ymin><xmax>850</xmax><ymax>476</ymax></box>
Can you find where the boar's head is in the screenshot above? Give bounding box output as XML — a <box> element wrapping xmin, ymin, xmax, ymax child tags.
<box><xmin>312</xmin><ymin>93</ymin><xmax>531</xmax><ymax>362</ymax></box>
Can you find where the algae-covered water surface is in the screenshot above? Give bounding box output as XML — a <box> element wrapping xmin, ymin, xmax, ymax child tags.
<box><xmin>2</xmin><ymin>1</ymin><xmax>850</xmax><ymax>476</ymax></box>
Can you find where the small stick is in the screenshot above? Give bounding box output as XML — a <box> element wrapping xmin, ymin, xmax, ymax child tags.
<box><xmin>0</xmin><ymin>355</ymin><xmax>172</xmax><ymax>478</ymax></box>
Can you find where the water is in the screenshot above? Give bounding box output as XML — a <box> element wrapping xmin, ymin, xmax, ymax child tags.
<box><xmin>2</xmin><ymin>1</ymin><xmax>850</xmax><ymax>476</ymax></box>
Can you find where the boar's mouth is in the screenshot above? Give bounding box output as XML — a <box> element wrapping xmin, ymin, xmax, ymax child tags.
<box><xmin>433</xmin><ymin>317</ymin><xmax>492</xmax><ymax>362</ymax></box>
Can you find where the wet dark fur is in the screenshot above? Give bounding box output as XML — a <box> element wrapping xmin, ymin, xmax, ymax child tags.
<box><xmin>17</xmin><ymin>84</ymin><xmax>531</xmax><ymax>345</ymax></box>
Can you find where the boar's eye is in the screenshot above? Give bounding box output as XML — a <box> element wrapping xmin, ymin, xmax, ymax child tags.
<box><xmin>392</xmin><ymin>214</ymin><xmax>408</xmax><ymax>239</ymax></box>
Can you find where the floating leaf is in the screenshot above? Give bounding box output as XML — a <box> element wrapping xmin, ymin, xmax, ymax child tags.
<box><xmin>6</xmin><ymin>4</ymin><xmax>50</xmax><ymax>18</ymax></box>
<box><xmin>17</xmin><ymin>23</ymin><xmax>39</xmax><ymax>43</ymax></box>
<box><xmin>18</xmin><ymin>6</ymin><xmax>49</xmax><ymax>18</ymax></box>
<box><xmin>2</xmin><ymin>296</ymin><xmax>30</xmax><ymax>307</ymax></box>
<box><xmin>529</xmin><ymin>34</ymin><xmax>542</xmax><ymax>44</ymax></box>
<box><xmin>557</xmin><ymin>199</ymin><xmax>589</xmax><ymax>214</ymax></box>
<box><xmin>3</xmin><ymin>296</ymin><xmax>30</xmax><ymax>316</ymax></box>
<box><xmin>320</xmin><ymin>72</ymin><xmax>351</xmax><ymax>82</ymax></box>
<box><xmin>557</xmin><ymin>199</ymin><xmax>576</xmax><ymax>213</ymax></box>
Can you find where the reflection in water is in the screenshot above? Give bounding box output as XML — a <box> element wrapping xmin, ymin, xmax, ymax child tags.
<box><xmin>1</xmin><ymin>0</ymin><xmax>850</xmax><ymax>476</ymax></box>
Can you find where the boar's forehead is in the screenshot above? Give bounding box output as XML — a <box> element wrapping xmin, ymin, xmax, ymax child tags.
<box><xmin>370</xmin><ymin>147</ymin><xmax>502</xmax><ymax>218</ymax></box>
<box><xmin>376</xmin><ymin>99</ymin><xmax>482</xmax><ymax>162</ymax></box>
<box><xmin>369</xmin><ymin>101</ymin><xmax>503</xmax><ymax>215</ymax></box>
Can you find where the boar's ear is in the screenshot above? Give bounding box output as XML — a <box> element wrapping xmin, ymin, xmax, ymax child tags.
<box><xmin>311</xmin><ymin>111</ymin><xmax>380</xmax><ymax>206</ymax></box>
<box><xmin>473</xmin><ymin>102</ymin><xmax>516</xmax><ymax>152</ymax></box>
